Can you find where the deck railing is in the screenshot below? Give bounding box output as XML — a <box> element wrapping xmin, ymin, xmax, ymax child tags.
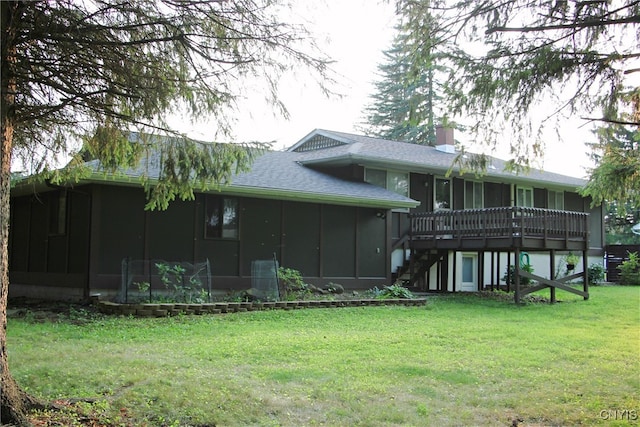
<box><xmin>410</xmin><ymin>207</ymin><xmax>589</xmax><ymax>242</ymax></box>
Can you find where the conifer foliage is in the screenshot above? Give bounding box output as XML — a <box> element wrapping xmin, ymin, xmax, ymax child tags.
<box><xmin>377</xmin><ymin>0</ymin><xmax>638</xmax><ymax>204</ymax></box>
<box><xmin>1</xmin><ymin>1</ymin><xmax>329</xmax><ymax>423</ymax></box>
<box><xmin>363</xmin><ymin>1</ymin><xmax>446</xmax><ymax>145</ymax></box>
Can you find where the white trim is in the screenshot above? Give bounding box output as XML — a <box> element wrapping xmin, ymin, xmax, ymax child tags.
<box><xmin>459</xmin><ymin>253</ymin><xmax>478</xmax><ymax>292</ymax></box>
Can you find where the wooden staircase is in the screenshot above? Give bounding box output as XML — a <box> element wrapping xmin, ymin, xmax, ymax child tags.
<box><xmin>393</xmin><ymin>249</ymin><xmax>448</xmax><ymax>291</ymax></box>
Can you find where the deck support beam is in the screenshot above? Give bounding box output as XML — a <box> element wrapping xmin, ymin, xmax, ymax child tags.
<box><xmin>550</xmin><ymin>249</ymin><xmax>556</xmax><ymax>303</ymax></box>
<box><xmin>514</xmin><ymin>248</ymin><xmax>521</xmax><ymax>304</ymax></box>
<box><xmin>582</xmin><ymin>249</ymin><xmax>589</xmax><ymax>300</ymax></box>
<box><xmin>517</xmin><ymin>270</ymin><xmax>589</xmax><ymax>301</ymax></box>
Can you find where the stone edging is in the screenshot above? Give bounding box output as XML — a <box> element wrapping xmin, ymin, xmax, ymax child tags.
<box><xmin>96</xmin><ymin>298</ymin><xmax>428</xmax><ymax>317</ymax></box>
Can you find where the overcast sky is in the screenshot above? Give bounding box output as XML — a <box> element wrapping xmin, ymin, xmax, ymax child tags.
<box><xmin>175</xmin><ymin>0</ymin><xmax>595</xmax><ymax>179</ymax></box>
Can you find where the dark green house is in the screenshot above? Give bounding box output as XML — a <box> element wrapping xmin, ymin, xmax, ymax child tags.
<box><xmin>9</xmin><ymin>129</ymin><xmax>604</xmax><ymax>301</ymax></box>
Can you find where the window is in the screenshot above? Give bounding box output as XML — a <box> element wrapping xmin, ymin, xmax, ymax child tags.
<box><xmin>516</xmin><ymin>187</ymin><xmax>533</xmax><ymax>207</ymax></box>
<box><xmin>434</xmin><ymin>177</ymin><xmax>451</xmax><ymax>210</ymax></box>
<box><xmin>365</xmin><ymin>168</ymin><xmax>386</xmax><ymax>189</ymax></box>
<box><xmin>365</xmin><ymin>168</ymin><xmax>409</xmax><ymax>198</ymax></box>
<box><xmin>548</xmin><ymin>190</ymin><xmax>564</xmax><ymax>210</ymax></box>
<box><xmin>462</xmin><ymin>256</ymin><xmax>474</xmax><ymax>283</ymax></box>
<box><xmin>387</xmin><ymin>171</ymin><xmax>409</xmax><ymax>198</ymax></box>
<box><xmin>205</xmin><ymin>196</ymin><xmax>238</xmax><ymax>239</ymax></box>
<box><xmin>49</xmin><ymin>191</ymin><xmax>67</xmax><ymax>235</ymax></box>
<box><xmin>464</xmin><ymin>181</ymin><xmax>483</xmax><ymax>209</ymax></box>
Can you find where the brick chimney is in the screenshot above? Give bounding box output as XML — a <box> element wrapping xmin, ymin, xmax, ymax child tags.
<box><xmin>435</xmin><ymin>126</ymin><xmax>455</xmax><ymax>153</ymax></box>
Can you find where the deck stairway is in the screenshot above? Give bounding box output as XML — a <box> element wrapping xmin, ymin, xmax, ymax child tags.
<box><xmin>393</xmin><ymin>249</ymin><xmax>448</xmax><ymax>291</ymax></box>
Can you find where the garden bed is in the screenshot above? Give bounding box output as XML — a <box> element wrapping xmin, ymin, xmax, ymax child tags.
<box><xmin>95</xmin><ymin>297</ymin><xmax>428</xmax><ymax>317</ymax></box>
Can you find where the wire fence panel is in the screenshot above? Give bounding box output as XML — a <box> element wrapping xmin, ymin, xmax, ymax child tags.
<box><xmin>251</xmin><ymin>259</ymin><xmax>280</xmax><ymax>301</ymax></box>
<box><xmin>121</xmin><ymin>258</ymin><xmax>212</xmax><ymax>303</ymax></box>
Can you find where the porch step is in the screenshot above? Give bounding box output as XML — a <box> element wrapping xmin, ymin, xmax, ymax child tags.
<box><xmin>395</xmin><ymin>250</ymin><xmax>447</xmax><ymax>290</ymax></box>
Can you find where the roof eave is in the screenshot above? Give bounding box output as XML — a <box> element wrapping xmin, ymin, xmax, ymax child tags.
<box><xmin>300</xmin><ymin>155</ymin><xmax>586</xmax><ymax>191</ymax></box>
<box><xmin>221</xmin><ymin>185</ymin><xmax>419</xmax><ymax>209</ymax></box>
<box><xmin>54</xmin><ymin>173</ymin><xmax>419</xmax><ymax>210</ymax></box>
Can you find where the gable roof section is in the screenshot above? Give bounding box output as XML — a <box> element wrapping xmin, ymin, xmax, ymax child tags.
<box><xmin>226</xmin><ymin>151</ymin><xmax>417</xmax><ymax>208</ymax></box>
<box><xmin>292</xmin><ymin>129</ymin><xmax>586</xmax><ymax>190</ymax></box>
<box><xmin>288</xmin><ymin>130</ymin><xmax>350</xmax><ymax>152</ymax></box>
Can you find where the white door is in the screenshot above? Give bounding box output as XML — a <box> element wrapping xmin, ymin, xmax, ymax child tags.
<box><xmin>460</xmin><ymin>254</ymin><xmax>477</xmax><ymax>292</ymax></box>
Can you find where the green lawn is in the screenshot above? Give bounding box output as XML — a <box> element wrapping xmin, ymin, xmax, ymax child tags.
<box><xmin>8</xmin><ymin>286</ymin><xmax>640</xmax><ymax>426</ymax></box>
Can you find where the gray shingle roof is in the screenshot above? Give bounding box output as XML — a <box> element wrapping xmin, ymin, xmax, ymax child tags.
<box><xmin>44</xmin><ymin>129</ymin><xmax>585</xmax><ymax>208</ymax></box>
<box><xmin>227</xmin><ymin>150</ymin><xmax>417</xmax><ymax>208</ymax></box>
<box><xmin>80</xmin><ymin>133</ymin><xmax>419</xmax><ymax>209</ymax></box>
<box><xmin>292</xmin><ymin>129</ymin><xmax>586</xmax><ymax>190</ymax></box>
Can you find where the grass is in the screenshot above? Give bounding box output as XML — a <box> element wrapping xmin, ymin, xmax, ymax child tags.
<box><xmin>8</xmin><ymin>286</ymin><xmax>640</xmax><ymax>426</ymax></box>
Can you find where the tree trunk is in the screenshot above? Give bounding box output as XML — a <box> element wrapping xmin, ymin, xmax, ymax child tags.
<box><xmin>1</xmin><ymin>101</ymin><xmax>37</xmax><ymax>427</ymax></box>
<box><xmin>1</xmin><ymin>2</ymin><xmax>42</xmax><ymax>425</ymax></box>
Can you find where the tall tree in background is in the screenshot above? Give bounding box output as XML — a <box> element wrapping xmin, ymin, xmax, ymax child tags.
<box><xmin>363</xmin><ymin>0</ymin><xmax>444</xmax><ymax>145</ymax></box>
<box><xmin>395</xmin><ymin>0</ymin><xmax>639</xmax><ymax>182</ymax></box>
<box><xmin>1</xmin><ymin>0</ymin><xmax>329</xmax><ymax>424</ymax></box>
<box><xmin>582</xmin><ymin>89</ymin><xmax>639</xmax><ymax>211</ymax></box>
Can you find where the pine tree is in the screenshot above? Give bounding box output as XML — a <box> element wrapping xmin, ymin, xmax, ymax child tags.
<box><xmin>581</xmin><ymin>90</ymin><xmax>640</xmax><ymax>211</ymax></box>
<box><xmin>1</xmin><ymin>1</ymin><xmax>329</xmax><ymax>423</ymax></box>
<box><xmin>397</xmin><ymin>0</ymin><xmax>638</xmax><ymax>170</ymax></box>
<box><xmin>363</xmin><ymin>1</ymin><xmax>444</xmax><ymax>145</ymax></box>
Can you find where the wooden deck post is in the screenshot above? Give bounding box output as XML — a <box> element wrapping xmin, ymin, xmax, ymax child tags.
<box><xmin>441</xmin><ymin>254</ymin><xmax>448</xmax><ymax>292</ymax></box>
<box><xmin>496</xmin><ymin>251</ymin><xmax>501</xmax><ymax>290</ymax></box>
<box><xmin>506</xmin><ymin>252</ymin><xmax>511</xmax><ymax>293</ymax></box>
<box><xmin>479</xmin><ymin>251</ymin><xmax>484</xmax><ymax>291</ymax></box>
<box><xmin>436</xmin><ymin>256</ymin><xmax>441</xmax><ymax>291</ymax></box>
<box><xmin>549</xmin><ymin>249</ymin><xmax>556</xmax><ymax>304</ymax></box>
<box><xmin>582</xmin><ymin>249</ymin><xmax>589</xmax><ymax>300</ymax></box>
<box><xmin>514</xmin><ymin>248</ymin><xmax>521</xmax><ymax>304</ymax></box>
<box><xmin>490</xmin><ymin>251</ymin><xmax>495</xmax><ymax>291</ymax></box>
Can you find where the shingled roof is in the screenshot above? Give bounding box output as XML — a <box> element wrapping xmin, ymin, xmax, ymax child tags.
<box><xmin>15</xmin><ymin>129</ymin><xmax>586</xmax><ymax>209</ymax></box>
<box><xmin>227</xmin><ymin>150</ymin><xmax>417</xmax><ymax>208</ymax></box>
<box><xmin>73</xmin><ymin>132</ymin><xmax>420</xmax><ymax>209</ymax></box>
<box><xmin>290</xmin><ymin>129</ymin><xmax>586</xmax><ymax>190</ymax></box>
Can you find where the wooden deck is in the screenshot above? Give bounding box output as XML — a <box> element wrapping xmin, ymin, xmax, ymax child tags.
<box><xmin>409</xmin><ymin>207</ymin><xmax>589</xmax><ymax>251</ymax></box>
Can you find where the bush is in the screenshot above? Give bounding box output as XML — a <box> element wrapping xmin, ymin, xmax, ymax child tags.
<box><xmin>587</xmin><ymin>263</ymin><xmax>606</xmax><ymax>285</ymax></box>
<box><xmin>618</xmin><ymin>252</ymin><xmax>640</xmax><ymax>285</ymax></box>
<box><xmin>377</xmin><ymin>284</ymin><xmax>415</xmax><ymax>299</ymax></box>
<box><xmin>277</xmin><ymin>267</ymin><xmax>312</xmax><ymax>300</ymax></box>
<box><xmin>502</xmin><ymin>264</ymin><xmax>534</xmax><ymax>286</ymax></box>
<box><xmin>155</xmin><ymin>262</ymin><xmax>208</xmax><ymax>303</ymax></box>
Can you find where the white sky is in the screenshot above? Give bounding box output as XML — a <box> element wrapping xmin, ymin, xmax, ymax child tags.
<box><xmin>175</xmin><ymin>0</ymin><xmax>596</xmax><ymax>179</ymax></box>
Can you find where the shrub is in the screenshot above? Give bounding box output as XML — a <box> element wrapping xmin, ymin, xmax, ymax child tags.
<box><xmin>502</xmin><ymin>264</ymin><xmax>534</xmax><ymax>286</ymax></box>
<box><xmin>277</xmin><ymin>267</ymin><xmax>311</xmax><ymax>299</ymax></box>
<box><xmin>377</xmin><ymin>283</ymin><xmax>415</xmax><ymax>299</ymax></box>
<box><xmin>364</xmin><ymin>286</ymin><xmax>382</xmax><ymax>298</ymax></box>
<box><xmin>155</xmin><ymin>262</ymin><xmax>207</xmax><ymax>303</ymax></box>
<box><xmin>618</xmin><ymin>252</ymin><xmax>640</xmax><ymax>285</ymax></box>
<box><xmin>587</xmin><ymin>263</ymin><xmax>606</xmax><ymax>285</ymax></box>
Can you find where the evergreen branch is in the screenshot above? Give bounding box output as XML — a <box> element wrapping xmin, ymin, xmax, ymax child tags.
<box><xmin>486</xmin><ymin>15</ymin><xmax>640</xmax><ymax>34</ymax></box>
<box><xmin>580</xmin><ymin>116</ymin><xmax>640</xmax><ymax>126</ymax></box>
